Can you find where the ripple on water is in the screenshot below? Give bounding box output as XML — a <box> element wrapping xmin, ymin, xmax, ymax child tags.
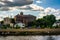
<box><xmin>0</xmin><ymin>35</ymin><xmax>60</xmax><ymax>40</ymax></box>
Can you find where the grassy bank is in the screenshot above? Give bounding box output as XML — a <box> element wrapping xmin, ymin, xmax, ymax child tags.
<box><xmin>0</xmin><ymin>28</ymin><xmax>60</xmax><ymax>36</ymax></box>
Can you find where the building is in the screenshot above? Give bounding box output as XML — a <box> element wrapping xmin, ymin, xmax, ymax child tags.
<box><xmin>14</xmin><ymin>12</ymin><xmax>36</xmax><ymax>25</ymax></box>
<box><xmin>4</xmin><ymin>17</ymin><xmax>11</xmax><ymax>25</ymax></box>
<box><xmin>14</xmin><ymin>23</ymin><xmax>25</xmax><ymax>28</ymax></box>
<box><xmin>4</xmin><ymin>17</ymin><xmax>14</xmax><ymax>27</ymax></box>
<box><xmin>53</xmin><ymin>21</ymin><xmax>60</xmax><ymax>27</ymax></box>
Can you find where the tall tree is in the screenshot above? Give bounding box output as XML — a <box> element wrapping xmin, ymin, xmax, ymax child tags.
<box><xmin>43</xmin><ymin>14</ymin><xmax>56</xmax><ymax>27</ymax></box>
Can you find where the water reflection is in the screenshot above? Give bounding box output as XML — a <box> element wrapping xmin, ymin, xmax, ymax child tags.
<box><xmin>47</xmin><ymin>36</ymin><xmax>55</xmax><ymax>40</ymax></box>
<box><xmin>0</xmin><ymin>35</ymin><xmax>60</xmax><ymax>40</ymax></box>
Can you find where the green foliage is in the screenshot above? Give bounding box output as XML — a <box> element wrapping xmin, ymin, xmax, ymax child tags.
<box><xmin>11</xmin><ymin>18</ymin><xmax>15</xmax><ymax>24</ymax></box>
<box><xmin>1</xmin><ymin>25</ymin><xmax>7</xmax><ymax>29</ymax></box>
<box><xmin>0</xmin><ymin>14</ymin><xmax>57</xmax><ymax>29</ymax></box>
<box><xmin>0</xmin><ymin>21</ymin><xmax>4</xmax><ymax>24</ymax></box>
<box><xmin>58</xmin><ymin>19</ymin><xmax>60</xmax><ymax>21</ymax></box>
<box><xmin>0</xmin><ymin>24</ymin><xmax>12</xmax><ymax>29</ymax></box>
<box><xmin>43</xmin><ymin>14</ymin><xmax>56</xmax><ymax>26</ymax></box>
<box><xmin>27</xmin><ymin>14</ymin><xmax>56</xmax><ymax>28</ymax></box>
<box><xmin>32</xmin><ymin>25</ymin><xmax>36</xmax><ymax>28</ymax></box>
<box><xmin>6</xmin><ymin>24</ymin><xmax>10</xmax><ymax>28</ymax></box>
<box><xmin>14</xmin><ymin>25</ymin><xmax>20</xmax><ymax>29</ymax></box>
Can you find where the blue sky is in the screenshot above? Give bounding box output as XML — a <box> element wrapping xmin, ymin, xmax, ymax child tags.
<box><xmin>34</xmin><ymin>0</ymin><xmax>60</xmax><ymax>9</ymax></box>
<box><xmin>0</xmin><ymin>0</ymin><xmax>60</xmax><ymax>21</ymax></box>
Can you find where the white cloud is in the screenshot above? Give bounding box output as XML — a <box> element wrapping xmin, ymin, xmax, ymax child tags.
<box><xmin>0</xmin><ymin>2</ymin><xmax>5</xmax><ymax>5</ymax></box>
<box><xmin>0</xmin><ymin>4</ymin><xmax>60</xmax><ymax>21</ymax></box>
<box><xmin>0</xmin><ymin>14</ymin><xmax>9</xmax><ymax>21</ymax></box>
<box><xmin>38</xmin><ymin>7</ymin><xmax>60</xmax><ymax>20</ymax></box>
<box><xmin>36</xmin><ymin>0</ymin><xmax>42</xmax><ymax>3</ymax></box>
<box><xmin>19</xmin><ymin>4</ymin><xmax>44</xmax><ymax>11</ymax></box>
<box><xmin>7</xmin><ymin>0</ymin><xmax>14</xmax><ymax>2</ymax></box>
<box><xmin>21</xmin><ymin>5</ymin><xmax>59</xmax><ymax>20</ymax></box>
<box><xmin>0</xmin><ymin>4</ymin><xmax>44</xmax><ymax>11</ymax></box>
<box><xmin>0</xmin><ymin>0</ymin><xmax>33</xmax><ymax>7</ymax></box>
<box><xmin>21</xmin><ymin>4</ymin><xmax>60</xmax><ymax>20</ymax></box>
<box><xmin>38</xmin><ymin>13</ymin><xmax>47</xmax><ymax>18</ymax></box>
<box><xmin>29</xmin><ymin>4</ymin><xmax>44</xmax><ymax>11</ymax></box>
<box><xmin>0</xmin><ymin>6</ymin><xmax>18</xmax><ymax>11</ymax></box>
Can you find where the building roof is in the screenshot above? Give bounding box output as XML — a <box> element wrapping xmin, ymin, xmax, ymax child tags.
<box><xmin>15</xmin><ymin>14</ymin><xmax>36</xmax><ymax>18</ymax></box>
<box><xmin>23</xmin><ymin>15</ymin><xmax>36</xmax><ymax>18</ymax></box>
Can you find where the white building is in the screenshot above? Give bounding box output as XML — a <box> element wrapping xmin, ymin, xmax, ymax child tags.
<box><xmin>53</xmin><ymin>21</ymin><xmax>60</xmax><ymax>27</ymax></box>
<box><xmin>14</xmin><ymin>23</ymin><xmax>25</xmax><ymax>28</ymax></box>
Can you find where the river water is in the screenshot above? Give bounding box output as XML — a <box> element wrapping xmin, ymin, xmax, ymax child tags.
<box><xmin>0</xmin><ymin>35</ymin><xmax>60</xmax><ymax>40</ymax></box>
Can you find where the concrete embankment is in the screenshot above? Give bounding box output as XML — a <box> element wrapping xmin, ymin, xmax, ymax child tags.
<box><xmin>0</xmin><ymin>28</ymin><xmax>60</xmax><ymax>36</ymax></box>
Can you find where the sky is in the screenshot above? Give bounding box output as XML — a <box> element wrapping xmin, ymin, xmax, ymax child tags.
<box><xmin>0</xmin><ymin>0</ymin><xmax>60</xmax><ymax>21</ymax></box>
<box><xmin>34</xmin><ymin>0</ymin><xmax>60</xmax><ymax>9</ymax></box>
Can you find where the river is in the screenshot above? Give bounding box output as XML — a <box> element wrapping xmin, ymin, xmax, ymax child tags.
<box><xmin>0</xmin><ymin>35</ymin><xmax>60</xmax><ymax>40</ymax></box>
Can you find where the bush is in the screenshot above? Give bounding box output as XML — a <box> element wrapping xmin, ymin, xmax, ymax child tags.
<box><xmin>32</xmin><ymin>25</ymin><xmax>36</xmax><ymax>28</ymax></box>
<box><xmin>14</xmin><ymin>25</ymin><xmax>20</xmax><ymax>29</ymax></box>
<box><xmin>1</xmin><ymin>26</ymin><xmax>7</xmax><ymax>29</ymax></box>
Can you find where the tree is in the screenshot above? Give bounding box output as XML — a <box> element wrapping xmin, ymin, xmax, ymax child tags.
<box><xmin>43</xmin><ymin>14</ymin><xmax>56</xmax><ymax>27</ymax></box>
<box><xmin>58</xmin><ymin>19</ymin><xmax>60</xmax><ymax>21</ymax></box>
<box><xmin>0</xmin><ymin>21</ymin><xmax>4</xmax><ymax>24</ymax></box>
<box><xmin>15</xmin><ymin>25</ymin><xmax>20</xmax><ymax>29</ymax></box>
<box><xmin>36</xmin><ymin>18</ymin><xmax>49</xmax><ymax>28</ymax></box>
<box><xmin>35</xmin><ymin>14</ymin><xmax>56</xmax><ymax>28</ymax></box>
<box><xmin>27</xmin><ymin>21</ymin><xmax>36</xmax><ymax>28</ymax></box>
<box><xmin>11</xmin><ymin>18</ymin><xmax>15</xmax><ymax>24</ymax></box>
<box><xmin>27</xmin><ymin>14</ymin><xmax>56</xmax><ymax>28</ymax></box>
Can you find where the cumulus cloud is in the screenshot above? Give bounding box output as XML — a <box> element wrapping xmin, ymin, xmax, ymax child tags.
<box><xmin>0</xmin><ymin>0</ymin><xmax>33</xmax><ymax>7</ymax></box>
<box><xmin>0</xmin><ymin>4</ymin><xmax>60</xmax><ymax>20</ymax></box>
<box><xmin>38</xmin><ymin>7</ymin><xmax>60</xmax><ymax>20</ymax></box>
<box><xmin>0</xmin><ymin>0</ymin><xmax>33</xmax><ymax>11</ymax></box>
<box><xmin>17</xmin><ymin>4</ymin><xmax>60</xmax><ymax>20</ymax></box>
<box><xmin>0</xmin><ymin>13</ymin><xmax>9</xmax><ymax>21</ymax></box>
<box><xmin>0</xmin><ymin>7</ymin><xmax>18</xmax><ymax>11</ymax></box>
<box><xmin>30</xmin><ymin>4</ymin><xmax>44</xmax><ymax>11</ymax></box>
<box><xmin>36</xmin><ymin>0</ymin><xmax>42</xmax><ymax>3</ymax></box>
<box><xmin>0</xmin><ymin>4</ymin><xmax>44</xmax><ymax>11</ymax></box>
<box><xmin>19</xmin><ymin>4</ymin><xmax>44</xmax><ymax>11</ymax></box>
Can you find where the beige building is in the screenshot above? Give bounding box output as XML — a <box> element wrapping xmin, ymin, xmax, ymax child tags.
<box><xmin>4</xmin><ymin>17</ymin><xmax>11</xmax><ymax>25</ymax></box>
<box><xmin>4</xmin><ymin>17</ymin><xmax>14</xmax><ymax>27</ymax></box>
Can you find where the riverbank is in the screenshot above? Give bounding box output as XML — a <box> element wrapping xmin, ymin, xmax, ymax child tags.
<box><xmin>0</xmin><ymin>28</ymin><xmax>60</xmax><ymax>36</ymax></box>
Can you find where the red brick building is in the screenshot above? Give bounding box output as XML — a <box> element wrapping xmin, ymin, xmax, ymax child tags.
<box><xmin>14</xmin><ymin>12</ymin><xmax>36</xmax><ymax>25</ymax></box>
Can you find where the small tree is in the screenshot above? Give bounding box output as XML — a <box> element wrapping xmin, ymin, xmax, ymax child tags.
<box><xmin>0</xmin><ymin>21</ymin><xmax>4</xmax><ymax>24</ymax></box>
<box><xmin>14</xmin><ymin>25</ymin><xmax>20</xmax><ymax>29</ymax></box>
<box><xmin>32</xmin><ymin>25</ymin><xmax>36</xmax><ymax>28</ymax></box>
